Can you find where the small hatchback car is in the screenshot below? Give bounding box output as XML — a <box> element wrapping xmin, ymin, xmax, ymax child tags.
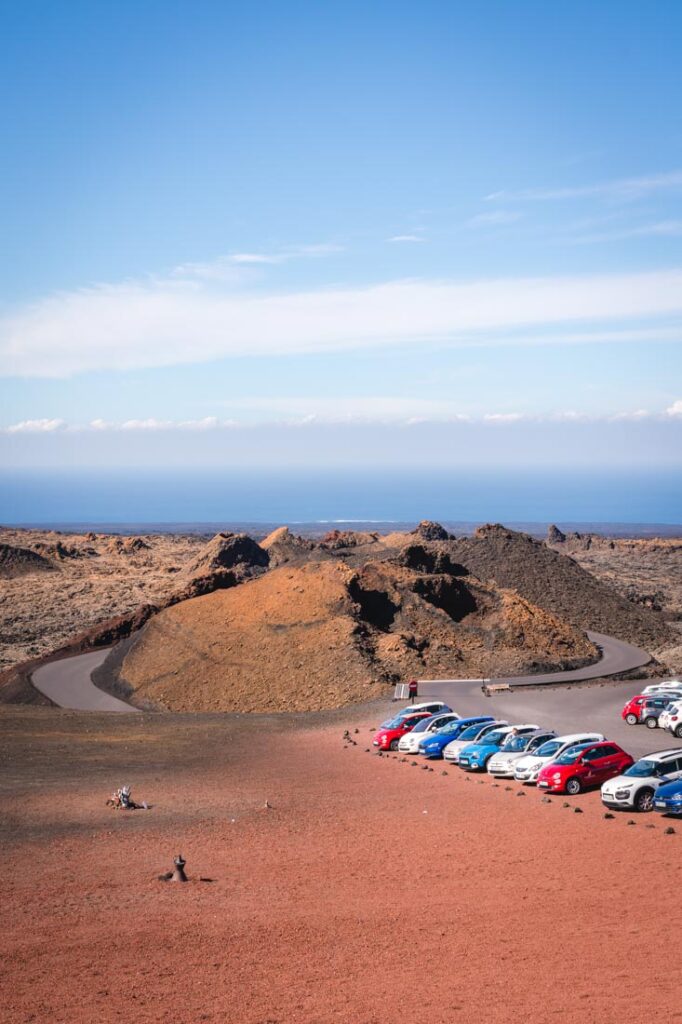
<box><xmin>372</xmin><ymin>712</ymin><xmax>432</xmax><ymax>751</ymax></box>
<box><xmin>653</xmin><ymin>778</ymin><xmax>682</xmax><ymax>815</ymax></box>
<box><xmin>601</xmin><ymin>748</ymin><xmax>682</xmax><ymax>811</ymax></box>
<box><xmin>537</xmin><ymin>741</ymin><xmax>633</xmax><ymax>795</ymax></box>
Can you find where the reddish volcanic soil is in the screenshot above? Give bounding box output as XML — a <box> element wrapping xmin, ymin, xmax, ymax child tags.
<box><xmin>1</xmin><ymin>704</ymin><xmax>680</xmax><ymax>1024</ymax></box>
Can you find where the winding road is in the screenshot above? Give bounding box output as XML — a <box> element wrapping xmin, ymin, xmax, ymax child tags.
<box><xmin>31</xmin><ymin>649</ymin><xmax>139</xmax><ymax>713</ymax></box>
<box><xmin>418</xmin><ymin>630</ymin><xmax>652</xmax><ymax>688</ymax></box>
<box><xmin>30</xmin><ymin>630</ymin><xmax>655</xmax><ymax>716</ymax></box>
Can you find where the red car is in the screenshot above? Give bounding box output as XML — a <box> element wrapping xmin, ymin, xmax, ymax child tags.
<box><xmin>622</xmin><ymin>694</ymin><xmax>651</xmax><ymax>725</ymax></box>
<box><xmin>372</xmin><ymin>712</ymin><xmax>432</xmax><ymax>751</ymax></box>
<box><xmin>537</xmin><ymin>741</ymin><xmax>633</xmax><ymax>795</ymax></box>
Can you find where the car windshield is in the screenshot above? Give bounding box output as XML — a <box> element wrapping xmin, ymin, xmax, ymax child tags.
<box><xmin>458</xmin><ymin>724</ymin><xmax>487</xmax><ymax>741</ymax></box>
<box><xmin>535</xmin><ymin>739</ymin><xmax>562</xmax><ymax>758</ymax></box>
<box><xmin>383</xmin><ymin>716</ymin><xmax>408</xmax><ymax>729</ymax></box>
<box><xmin>624</xmin><ymin>759</ymin><xmax>658</xmax><ymax>778</ymax></box>
<box><xmin>411</xmin><ymin>717</ymin><xmax>436</xmax><ymax>734</ymax></box>
<box><xmin>480</xmin><ymin>730</ymin><xmax>506</xmax><ymax>745</ymax></box>
<box><xmin>437</xmin><ymin>720</ymin><xmax>462</xmax><ymax>734</ymax></box>
<box><xmin>501</xmin><ymin>735</ymin><xmax>529</xmax><ymax>752</ymax></box>
<box><xmin>554</xmin><ymin>745</ymin><xmax>589</xmax><ymax>766</ymax></box>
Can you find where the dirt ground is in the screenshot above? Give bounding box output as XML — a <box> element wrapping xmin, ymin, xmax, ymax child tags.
<box><xmin>1</xmin><ymin>703</ymin><xmax>680</xmax><ymax>1024</ymax></box>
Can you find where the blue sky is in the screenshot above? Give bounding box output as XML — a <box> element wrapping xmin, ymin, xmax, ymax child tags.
<box><xmin>1</xmin><ymin>0</ymin><xmax>682</xmax><ymax>468</ymax></box>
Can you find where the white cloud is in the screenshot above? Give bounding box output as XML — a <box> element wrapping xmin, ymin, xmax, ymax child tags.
<box><xmin>5</xmin><ymin>418</ymin><xmax>65</xmax><ymax>433</ymax></box>
<box><xmin>486</xmin><ymin>171</ymin><xmax>682</xmax><ymax>203</ymax></box>
<box><xmin>467</xmin><ymin>211</ymin><xmax>522</xmax><ymax>227</ymax></box>
<box><xmin>4</xmin><ymin>267</ymin><xmax>682</xmax><ymax>378</ymax></box>
<box><xmin>387</xmin><ymin>234</ymin><xmax>424</xmax><ymax>243</ymax></box>
<box><xmin>4</xmin><ymin>406</ymin><xmax>682</xmax><ymax>434</ymax></box>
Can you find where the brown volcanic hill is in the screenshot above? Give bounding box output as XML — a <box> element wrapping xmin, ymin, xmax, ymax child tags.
<box><xmin>185</xmin><ymin>532</ymin><xmax>270</xmax><ymax>577</ymax></box>
<box><xmin>112</xmin><ymin>557</ymin><xmax>596</xmax><ymax>713</ymax></box>
<box><xmin>259</xmin><ymin>526</ymin><xmax>316</xmax><ymax>567</ymax></box>
<box><xmin>0</xmin><ymin>543</ymin><xmax>55</xmax><ymax>578</ymax></box>
<box><xmin>447</xmin><ymin>524</ymin><xmax>672</xmax><ymax>649</ymax></box>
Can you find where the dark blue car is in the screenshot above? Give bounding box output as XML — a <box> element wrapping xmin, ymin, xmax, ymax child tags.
<box><xmin>654</xmin><ymin>778</ymin><xmax>682</xmax><ymax>815</ymax></box>
<box><xmin>418</xmin><ymin>716</ymin><xmax>495</xmax><ymax>759</ymax></box>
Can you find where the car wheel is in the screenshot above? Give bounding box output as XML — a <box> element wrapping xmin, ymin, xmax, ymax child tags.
<box><xmin>390</xmin><ymin>739</ymin><xmax>400</xmax><ymax>751</ymax></box>
<box><xmin>635</xmin><ymin>788</ymin><xmax>654</xmax><ymax>812</ymax></box>
<box><xmin>625</xmin><ymin>713</ymin><xmax>638</xmax><ymax>725</ymax></box>
<box><xmin>645</xmin><ymin>717</ymin><xmax>659</xmax><ymax>729</ymax></box>
<box><xmin>676</xmin><ymin>724</ymin><xmax>682</xmax><ymax>739</ymax></box>
<box><xmin>565</xmin><ymin>777</ymin><xmax>582</xmax><ymax>795</ymax></box>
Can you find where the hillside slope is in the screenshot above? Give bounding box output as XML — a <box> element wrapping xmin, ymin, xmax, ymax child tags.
<box><xmin>114</xmin><ymin>557</ymin><xmax>596</xmax><ymax>712</ymax></box>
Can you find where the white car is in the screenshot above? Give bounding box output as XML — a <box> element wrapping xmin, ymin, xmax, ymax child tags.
<box><xmin>512</xmin><ymin>732</ymin><xmax>606</xmax><ymax>784</ymax></box>
<box><xmin>443</xmin><ymin>720</ymin><xmax>508</xmax><ymax>763</ymax></box>
<box><xmin>601</xmin><ymin>747</ymin><xmax>682</xmax><ymax>812</ymax></box>
<box><xmin>398</xmin><ymin>712</ymin><xmax>461</xmax><ymax>754</ymax></box>
<box><xmin>486</xmin><ymin>729</ymin><xmax>557</xmax><ymax>778</ymax></box>
<box><xmin>660</xmin><ymin>702</ymin><xmax>682</xmax><ymax>736</ymax></box>
<box><xmin>642</xmin><ymin>682</ymin><xmax>682</xmax><ymax>695</ymax></box>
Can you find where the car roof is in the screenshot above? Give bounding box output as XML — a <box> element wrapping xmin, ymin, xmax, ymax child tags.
<box><xmin>554</xmin><ymin>732</ymin><xmax>604</xmax><ymax>743</ymax></box>
<box><xmin>639</xmin><ymin>748</ymin><xmax>682</xmax><ymax>762</ymax></box>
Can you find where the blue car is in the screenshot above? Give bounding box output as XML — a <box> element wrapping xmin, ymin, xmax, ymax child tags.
<box><xmin>457</xmin><ymin>723</ymin><xmax>539</xmax><ymax>772</ymax></box>
<box><xmin>654</xmin><ymin>778</ymin><xmax>682</xmax><ymax>815</ymax></box>
<box><xmin>418</xmin><ymin>716</ymin><xmax>495</xmax><ymax>759</ymax></box>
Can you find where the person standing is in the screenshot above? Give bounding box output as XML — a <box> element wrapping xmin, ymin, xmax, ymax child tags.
<box><xmin>408</xmin><ymin>679</ymin><xmax>418</xmax><ymax>704</ymax></box>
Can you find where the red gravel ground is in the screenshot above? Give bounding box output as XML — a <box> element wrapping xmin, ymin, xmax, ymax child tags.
<box><xmin>1</xmin><ymin>705</ymin><xmax>681</xmax><ymax>1024</ymax></box>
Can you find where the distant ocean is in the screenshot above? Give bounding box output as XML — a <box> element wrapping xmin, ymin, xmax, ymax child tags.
<box><xmin>1</xmin><ymin>468</ymin><xmax>680</xmax><ymax>535</ymax></box>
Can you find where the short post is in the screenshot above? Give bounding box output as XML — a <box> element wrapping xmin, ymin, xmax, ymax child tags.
<box><xmin>171</xmin><ymin>854</ymin><xmax>188</xmax><ymax>882</ymax></box>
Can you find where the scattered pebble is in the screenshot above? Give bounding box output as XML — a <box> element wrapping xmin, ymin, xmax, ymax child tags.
<box><xmin>603</xmin><ymin>812</ymin><xmax>614</xmax><ymax>819</ymax></box>
<box><xmin>441</xmin><ymin>771</ymin><xmax>448</xmax><ymax>776</ymax></box>
<box><xmin>664</xmin><ymin>826</ymin><xmax>676</xmax><ymax>835</ymax></box>
<box><xmin>516</xmin><ymin>791</ymin><xmax>526</xmax><ymax>797</ymax></box>
<box><xmin>574</xmin><ymin>807</ymin><xmax>583</xmax><ymax>814</ymax></box>
<box><xmin>627</xmin><ymin>820</ymin><xmax>636</xmax><ymax>826</ymax></box>
<box><xmin>541</xmin><ymin>797</ymin><xmax>552</xmax><ymax>804</ymax></box>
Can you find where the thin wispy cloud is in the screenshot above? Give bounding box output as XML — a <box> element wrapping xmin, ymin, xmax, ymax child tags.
<box><xmin>486</xmin><ymin>170</ymin><xmax>682</xmax><ymax>203</ymax></box>
<box><xmin>467</xmin><ymin>210</ymin><xmax>522</xmax><ymax>227</ymax></box>
<box><xmin>387</xmin><ymin>234</ymin><xmax>424</xmax><ymax>243</ymax></box>
<box><xmin>172</xmin><ymin>243</ymin><xmax>344</xmax><ymax>278</ymax></box>
<box><xmin>4</xmin><ymin>267</ymin><xmax>682</xmax><ymax>378</ymax></box>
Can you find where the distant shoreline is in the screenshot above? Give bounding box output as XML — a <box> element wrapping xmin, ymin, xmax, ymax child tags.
<box><xmin>3</xmin><ymin>519</ymin><xmax>682</xmax><ymax>539</ymax></box>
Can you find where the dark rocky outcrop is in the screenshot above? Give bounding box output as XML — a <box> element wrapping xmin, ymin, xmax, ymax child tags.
<box><xmin>0</xmin><ymin>543</ymin><xmax>55</xmax><ymax>578</ymax></box>
<box><xmin>259</xmin><ymin>526</ymin><xmax>316</xmax><ymax>567</ymax></box>
<box><xmin>447</xmin><ymin>524</ymin><xmax>673</xmax><ymax>648</ymax></box>
<box><xmin>185</xmin><ymin>532</ymin><xmax>270</xmax><ymax>577</ymax></box>
<box><xmin>411</xmin><ymin>520</ymin><xmax>452</xmax><ymax>542</ymax></box>
<box><xmin>547</xmin><ymin>524</ymin><xmax>566</xmax><ymax>545</ymax></box>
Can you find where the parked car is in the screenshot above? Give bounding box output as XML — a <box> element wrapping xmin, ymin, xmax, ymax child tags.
<box><xmin>537</xmin><ymin>741</ymin><xmax>633</xmax><ymax>795</ymax></box>
<box><xmin>661</xmin><ymin>702</ymin><xmax>682</xmax><ymax>738</ymax></box>
<box><xmin>397</xmin><ymin>712</ymin><xmax>462</xmax><ymax>754</ymax></box>
<box><xmin>622</xmin><ymin>694</ymin><xmax>653</xmax><ymax>725</ymax></box>
<box><xmin>457</xmin><ymin>724</ymin><xmax>540</xmax><ymax>772</ymax></box>
<box><xmin>642</xmin><ymin>682</ymin><xmax>682</xmax><ymax>695</ymax></box>
<box><xmin>601</xmin><ymin>748</ymin><xmax>682</xmax><ymax>812</ymax></box>
<box><xmin>443</xmin><ymin>720</ymin><xmax>509</xmax><ymax>764</ymax></box>
<box><xmin>513</xmin><ymin>732</ymin><xmax>605</xmax><ymax>784</ymax></box>
<box><xmin>653</xmin><ymin>778</ymin><xmax>682</xmax><ymax>816</ymax></box>
<box><xmin>378</xmin><ymin>701</ymin><xmax>452</xmax><ymax>728</ymax></box>
<box><xmin>639</xmin><ymin>696</ymin><xmax>677</xmax><ymax>729</ymax></box>
<box><xmin>486</xmin><ymin>729</ymin><xmax>557</xmax><ymax>778</ymax></box>
<box><xmin>418</xmin><ymin>716</ymin><xmax>495</xmax><ymax>759</ymax></box>
<box><xmin>372</xmin><ymin>712</ymin><xmax>433</xmax><ymax>751</ymax></box>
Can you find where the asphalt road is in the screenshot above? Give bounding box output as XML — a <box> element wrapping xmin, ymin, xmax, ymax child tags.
<box><xmin>419</xmin><ymin>631</ymin><xmax>652</xmax><ymax>687</ymax></box>
<box><xmin>31</xmin><ymin>649</ymin><xmax>140</xmax><ymax>713</ymax></box>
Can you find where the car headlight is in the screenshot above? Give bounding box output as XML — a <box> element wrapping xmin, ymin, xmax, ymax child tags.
<box><xmin>553</xmin><ymin>773</ymin><xmax>562</xmax><ymax>780</ymax></box>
